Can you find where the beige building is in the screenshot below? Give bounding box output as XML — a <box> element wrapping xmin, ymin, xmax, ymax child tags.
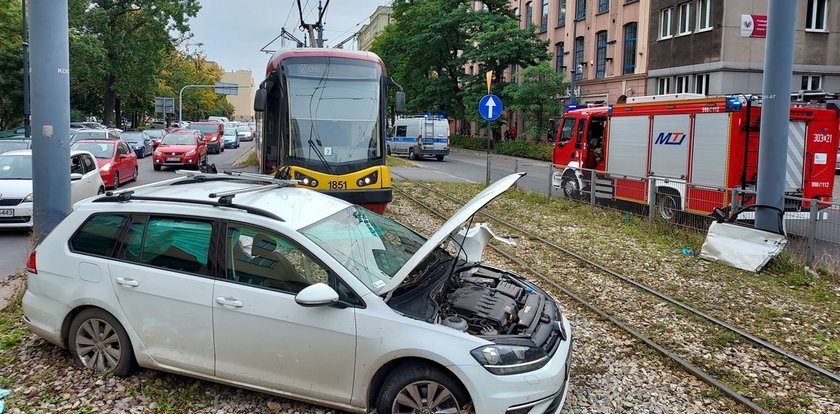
<box><xmin>221</xmin><ymin>70</ymin><xmax>256</xmax><ymax>122</ymax></box>
<box><xmin>358</xmin><ymin>6</ymin><xmax>393</xmax><ymax>51</ymax></box>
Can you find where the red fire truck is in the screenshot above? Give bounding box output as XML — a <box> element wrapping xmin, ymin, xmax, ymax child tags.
<box><xmin>552</xmin><ymin>94</ymin><xmax>840</xmax><ymax>219</ymax></box>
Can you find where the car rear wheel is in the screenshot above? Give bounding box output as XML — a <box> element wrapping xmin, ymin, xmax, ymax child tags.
<box><xmin>112</xmin><ymin>171</ymin><xmax>119</xmax><ymax>189</ymax></box>
<box><xmin>68</xmin><ymin>308</ymin><xmax>136</xmax><ymax>376</ymax></box>
<box><xmin>131</xmin><ymin>166</ymin><xmax>138</xmax><ymax>181</ymax></box>
<box><xmin>408</xmin><ymin>148</ymin><xmax>417</xmax><ymax>160</ymax></box>
<box><xmin>376</xmin><ymin>364</ymin><xmax>469</xmax><ymax>414</ymax></box>
<box><xmin>436</xmin><ymin>155</ymin><xmax>445</xmax><ymax>161</ymax></box>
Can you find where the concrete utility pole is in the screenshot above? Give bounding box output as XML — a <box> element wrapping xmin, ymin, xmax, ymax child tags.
<box><xmin>22</xmin><ymin>0</ymin><xmax>30</xmax><ymax>139</ymax></box>
<box><xmin>30</xmin><ymin>1</ymin><xmax>71</xmax><ymax>242</ymax></box>
<box><xmin>755</xmin><ymin>0</ymin><xmax>796</xmax><ymax>234</ymax></box>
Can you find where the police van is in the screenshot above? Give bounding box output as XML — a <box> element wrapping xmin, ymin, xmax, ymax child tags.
<box><xmin>387</xmin><ymin>116</ymin><xmax>450</xmax><ymax>161</ymax></box>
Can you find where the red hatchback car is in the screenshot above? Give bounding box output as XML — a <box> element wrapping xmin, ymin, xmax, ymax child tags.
<box><xmin>71</xmin><ymin>139</ymin><xmax>138</xmax><ymax>189</ymax></box>
<box><xmin>153</xmin><ymin>129</ymin><xmax>207</xmax><ymax>171</ymax></box>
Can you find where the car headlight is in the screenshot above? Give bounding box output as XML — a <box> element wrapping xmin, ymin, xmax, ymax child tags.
<box><xmin>470</xmin><ymin>344</ymin><xmax>549</xmax><ymax>375</ymax></box>
<box><xmin>185</xmin><ymin>150</ymin><xmax>196</xmax><ymax>156</ymax></box>
<box><xmin>100</xmin><ymin>163</ymin><xmax>111</xmax><ymax>172</ymax></box>
<box><xmin>210</xmin><ymin>136</ymin><xmax>217</xmax><ymax>141</ymax></box>
<box><xmin>153</xmin><ymin>150</ymin><xmax>162</xmax><ymax>156</ymax></box>
<box><xmin>23</xmin><ymin>193</ymin><xmax>33</xmax><ymax>202</ymax></box>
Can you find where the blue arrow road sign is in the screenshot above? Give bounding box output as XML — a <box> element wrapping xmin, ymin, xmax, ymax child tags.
<box><xmin>479</xmin><ymin>94</ymin><xmax>503</xmax><ymax>121</ymax></box>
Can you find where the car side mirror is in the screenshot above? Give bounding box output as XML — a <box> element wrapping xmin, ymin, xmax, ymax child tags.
<box><xmin>295</xmin><ymin>283</ymin><xmax>339</xmax><ymax>307</ymax></box>
<box><xmin>70</xmin><ymin>173</ymin><xmax>83</xmax><ymax>181</ymax></box>
<box><xmin>254</xmin><ymin>87</ymin><xmax>267</xmax><ymax>112</ymax></box>
<box><xmin>394</xmin><ymin>91</ymin><xmax>406</xmax><ymax>114</ymax></box>
<box><xmin>153</xmin><ymin>141</ymin><xmax>160</xmax><ymax>148</ymax></box>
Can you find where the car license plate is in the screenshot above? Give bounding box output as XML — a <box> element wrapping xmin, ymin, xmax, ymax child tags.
<box><xmin>0</xmin><ymin>209</ymin><xmax>13</xmax><ymax>217</ymax></box>
<box><xmin>166</xmin><ymin>157</ymin><xmax>180</xmax><ymax>162</ymax></box>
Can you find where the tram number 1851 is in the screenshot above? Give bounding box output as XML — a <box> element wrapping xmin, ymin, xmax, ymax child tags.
<box><xmin>328</xmin><ymin>180</ymin><xmax>347</xmax><ymax>190</ymax></box>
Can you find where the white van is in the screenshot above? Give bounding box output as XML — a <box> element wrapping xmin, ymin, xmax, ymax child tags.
<box><xmin>387</xmin><ymin>117</ymin><xmax>450</xmax><ymax>161</ymax></box>
<box><xmin>208</xmin><ymin>116</ymin><xmax>230</xmax><ymax>124</ymax></box>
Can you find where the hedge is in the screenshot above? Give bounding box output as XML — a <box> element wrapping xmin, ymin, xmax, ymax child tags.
<box><xmin>450</xmin><ymin>135</ymin><xmax>553</xmax><ymax>161</ymax></box>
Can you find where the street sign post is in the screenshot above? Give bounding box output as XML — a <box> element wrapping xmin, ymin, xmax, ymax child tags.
<box><xmin>479</xmin><ymin>93</ymin><xmax>503</xmax><ymax>185</ymax></box>
<box><xmin>154</xmin><ymin>97</ymin><xmax>175</xmax><ymax>114</ymax></box>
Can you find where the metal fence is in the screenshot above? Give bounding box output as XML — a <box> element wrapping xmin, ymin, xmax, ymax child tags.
<box><xmin>485</xmin><ymin>154</ymin><xmax>840</xmax><ymax>273</ymax></box>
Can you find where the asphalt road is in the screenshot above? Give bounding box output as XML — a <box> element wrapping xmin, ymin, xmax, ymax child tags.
<box><xmin>0</xmin><ymin>141</ymin><xmax>255</xmax><ymax>280</ymax></box>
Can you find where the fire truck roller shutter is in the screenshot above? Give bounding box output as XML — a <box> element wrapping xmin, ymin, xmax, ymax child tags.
<box><xmin>649</xmin><ymin>114</ymin><xmax>692</xmax><ymax>180</ymax></box>
<box><xmin>606</xmin><ymin>116</ymin><xmax>649</xmax><ymax>179</ymax></box>
<box><xmin>786</xmin><ymin>121</ymin><xmax>806</xmax><ymax>193</ymax></box>
<box><xmin>690</xmin><ymin>113</ymin><xmax>731</xmax><ymax>188</ymax></box>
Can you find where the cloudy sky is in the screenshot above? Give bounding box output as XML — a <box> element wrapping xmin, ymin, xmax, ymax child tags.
<box><xmin>189</xmin><ymin>0</ymin><xmax>390</xmax><ymax>81</ymax></box>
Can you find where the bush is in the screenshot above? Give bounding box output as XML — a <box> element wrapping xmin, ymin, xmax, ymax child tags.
<box><xmin>495</xmin><ymin>141</ymin><xmax>554</xmax><ymax>161</ymax></box>
<box><xmin>450</xmin><ymin>134</ymin><xmax>488</xmax><ymax>151</ymax></box>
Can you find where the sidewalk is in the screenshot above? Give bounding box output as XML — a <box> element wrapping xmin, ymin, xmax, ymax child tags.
<box><xmin>0</xmin><ymin>273</ymin><xmax>24</xmax><ymax>311</ymax></box>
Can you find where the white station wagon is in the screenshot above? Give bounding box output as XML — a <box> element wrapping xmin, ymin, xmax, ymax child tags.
<box><xmin>22</xmin><ymin>172</ymin><xmax>572</xmax><ymax>414</ymax></box>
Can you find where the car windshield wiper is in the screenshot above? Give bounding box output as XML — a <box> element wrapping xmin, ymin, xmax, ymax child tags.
<box><xmin>308</xmin><ymin>138</ymin><xmax>335</xmax><ymax>175</ymax></box>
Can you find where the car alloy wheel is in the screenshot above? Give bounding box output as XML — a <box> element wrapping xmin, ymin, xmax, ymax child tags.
<box><xmin>112</xmin><ymin>171</ymin><xmax>119</xmax><ymax>189</ymax></box>
<box><xmin>68</xmin><ymin>309</ymin><xmax>135</xmax><ymax>376</ymax></box>
<box><xmin>132</xmin><ymin>166</ymin><xmax>138</xmax><ymax>181</ymax></box>
<box><xmin>377</xmin><ymin>365</ymin><xmax>469</xmax><ymax>414</ymax></box>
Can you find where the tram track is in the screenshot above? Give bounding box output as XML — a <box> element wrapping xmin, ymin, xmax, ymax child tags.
<box><xmin>390</xmin><ymin>175</ymin><xmax>840</xmax><ymax>413</ymax></box>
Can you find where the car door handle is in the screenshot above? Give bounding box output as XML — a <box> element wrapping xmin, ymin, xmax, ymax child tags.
<box><xmin>215</xmin><ymin>296</ymin><xmax>244</xmax><ymax>308</ymax></box>
<box><xmin>115</xmin><ymin>277</ymin><xmax>139</xmax><ymax>287</ymax></box>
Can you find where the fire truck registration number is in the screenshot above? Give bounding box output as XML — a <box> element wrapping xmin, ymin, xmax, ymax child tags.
<box><xmin>814</xmin><ymin>133</ymin><xmax>833</xmax><ymax>143</ymax></box>
<box><xmin>329</xmin><ymin>180</ymin><xmax>347</xmax><ymax>190</ymax></box>
<box><xmin>812</xmin><ymin>182</ymin><xmax>830</xmax><ymax>188</ymax></box>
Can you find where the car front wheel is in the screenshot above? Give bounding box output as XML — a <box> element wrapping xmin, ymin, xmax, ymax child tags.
<box><xmin>377</xmin><ymin>364</ymin><xmax>470</xmax><ymax>414</ymax></box>
<box><xmin>68</xmin><ymin>308</ymin><xmax>136</xmax><ymax>376</ymax></box>
<box><xmin>112</xmin><ymin>171</ymin><xmax>119</xmax><ymax>189</ymax></box>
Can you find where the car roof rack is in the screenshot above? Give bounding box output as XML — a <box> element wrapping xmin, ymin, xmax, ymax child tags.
<box><xmin>95</xmin><ymin>187</ymin><xmax>285</xmax><ymax>222</ymax></box>
<box><xmin>172</xmin><ymin>170</ymin><xmax>300</xmax><ymax>186</ymax></box>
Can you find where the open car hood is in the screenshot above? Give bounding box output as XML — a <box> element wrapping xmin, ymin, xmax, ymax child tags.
<box><xmin>378</xmin><ymin>172</ymin><xmax>524</xmax><ymax>295</ymax></box>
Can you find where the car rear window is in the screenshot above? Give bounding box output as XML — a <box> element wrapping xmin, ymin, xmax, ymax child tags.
<box><xmin>70</xmin><ymin>214</ymin><xmax>128</xmax><ymax>257</ymax></box>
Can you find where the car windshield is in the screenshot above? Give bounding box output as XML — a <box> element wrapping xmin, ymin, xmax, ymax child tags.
<box><xmin>236</xmin><ymin>126</ymin><xmax>250</xmax><ymax>133</ymax></box>
<box><xmin>72</xmin><ymin>131</ymin><xmax>106</xmax><ymax>140</ymax></box>
<box><xmin>0</xmin><ymin>141</ymin><xmax>29</xmax><ymax>154</ymax></box>
<box><xmin>161</xmin><ymin>134</ymin><xmax>195</xmax><ymax>145</ymax></box>
<box><xmin>72</xmin><ymin>142</ymin><xmax>115</xmax><ymax>159</ymax></box>
<box><xmin>0</xmin><ymin>154</ymin><xmax>33</xmax><ymax>179</ymax></box>
<box><xmin>285</xmin><ymin>58</ymin><xmax>382</xmax><ymax>166</ymax></box>
<box><xmin>144</xmin><ymin>129</ymin><xmax>164</xmax><ymax>138</ymax></box>
<box><xmin>192</xmin><ymin>124</ymin><xmax>219</xmax><ymax>134</ymax></box>
<box><xmin>300</xmin><ymin>206</ymin><xmax>425</xmax><ymax>292</ymax></box>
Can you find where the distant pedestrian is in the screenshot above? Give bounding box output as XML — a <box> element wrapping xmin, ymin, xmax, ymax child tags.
<box><xmin>504</xmin><ymin>128</ymin><xmax>511</xmax><ymax>141</ymax></box>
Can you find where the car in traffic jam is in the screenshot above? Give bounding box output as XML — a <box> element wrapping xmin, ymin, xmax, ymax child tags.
<box><xmin>21</xmin><ymin>172</ymin><xmax>572</xmax><ymax>414</ymax></box>
<box><xmin>190</xmin><ymin>121</ymin><xmax>225</xmax><ymax>154</ymax></box>
<box><xmin>152</xmin><ymin>129</ymin><xmax>208</xmax><ymax>171</ymax></box>
<box><xmin>71</xmin><ymin>140</ymin><xmax>138</xmax><ymax>189</ymax></box>
<box><xmin>121</xmin><ymin>130</ymin><xmax>155</xmax><ymax>158</ymax></box>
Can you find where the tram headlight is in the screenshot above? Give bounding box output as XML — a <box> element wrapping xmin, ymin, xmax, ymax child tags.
<box><xmin>293</xmin><ymin>171</ymin><xmax>319</xmax><ymax>187</ymax></box>
<box><xmin>356</xmin><ymin>171</ymin><xmax>379</xmax><ymax>187</ymax></box>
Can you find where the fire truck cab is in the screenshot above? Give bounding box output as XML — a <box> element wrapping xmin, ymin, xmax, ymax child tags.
<box><xmin>552</xmin><ymin>94</ymin><xmax>840</xmax><ymax>220</ymax></box>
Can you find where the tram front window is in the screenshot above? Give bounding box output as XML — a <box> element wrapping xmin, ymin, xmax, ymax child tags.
<box><xmin>286</xmin><ymin>59</ymin><xmax>381</xmax><ymax>166</ymax></box>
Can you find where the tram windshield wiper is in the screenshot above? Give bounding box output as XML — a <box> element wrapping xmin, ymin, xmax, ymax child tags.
<box><xmin>308</xmin><ymin>138</ymin><xmax>335</xmax><ymax>175</ymax></box>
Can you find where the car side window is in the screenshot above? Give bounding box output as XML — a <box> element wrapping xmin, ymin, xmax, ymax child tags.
<box><xmin>558</xmin><ymin>118</ymin><xmax>575</xmax><ymax>147</ymax></box>
<box><xmin>139</xmin><ymin>217</ymin><xmax>212</xmax><ymax>275</ymax></box>
<box><xmin>70</xmin><ymin>155</ymin><xmax>83</xmax><ymax>174</ymax></box>
<box><xmin>70</xmin><ymin>214</ymin><xmax>129</xmax><ymax>257</ymax></box>
<box><xmin>81</xmin><ymin>154</ymin><xmax>96</xmax><ymax>173</ymax></box>
<box><xmin>226</xmin><ymin>224</ymin><xmax>329</xmax><ymax>295</ymax></box>
<box><xmin>117</xmin><ymin>216</ymin><xmax>147</xmax><ymax>263</ymax></box>
<box><xmin>396</xmin><ymin>126</ymin><xmax>407</xmax><ymax>137</ymax></box>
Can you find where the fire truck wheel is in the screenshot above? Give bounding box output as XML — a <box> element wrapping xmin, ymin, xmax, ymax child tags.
<box><xmin>656</xmin><ymin>191</ymin><xmax>681</xmax><ymax>221</ymax></box>
<box><xmin>561</xmin><ymin>175</ymin><xmax>581</xmax><ymax>199</ymax></box>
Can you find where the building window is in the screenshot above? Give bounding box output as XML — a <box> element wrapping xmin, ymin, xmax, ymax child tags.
<box><xmin>555</xmin><ymin>42</ymin><xmax>565</xmax><ymax>72</ymax></box>
<box><xmin>541</xmin><ymin>0</ymin><xmax>549</xmax><ymax>31</ymax></box>
<box><xmin>697</xmin><ymin>0</ymin><xmax>711</xmax><ymax>31</ymax></box>
<box><xmin>801</xmin><ymin>75</ymin><xmax>822</xmax><ymax>90</ymax></box>
<box><xmin>806</xmin><ymin>0</ymin><xmax>827</xmax><ymax>30</ymax></box>
<box><xmin>677</xmin><ymin>3</ymin><xmax>691</xmax><ymax>35</ymax></box>
<box><xmin>575</xmin><ymin>0</ymin><xmax>586</xmax><ymax>20</ymax></box>
<box><xmin>595</xmin><ymin>31</ymin><xmax>607</xmax><ymax>79</ymax></box>
<box><xmin>558</xmin><ymin>0</ymin><xmax>566</xmax><ymax>26</ymax></box>
<box><xmin>695</xmin><ymin>73</ymin><xmax>709</xmax><ymax>95</ymax></box>
<box><xmin>525</xmin><ymin>2</ymin><xmax>533</xmax><ymax>28</ymax></box>
<box><xmin>574</xmin><ymin>36</ymin><xmax>584</xmax><ymax>80</ymax></box>
<box><xmin>660</xmin><ymin>8</ymin><xmax>673</xmax><ymax>39</ymax></box>
<box><xmin>657</xmin><ymin>78</ymin><xmax>670</xmax><ymax>94</ymax></box>
<box><xmin>598</xmin><ymin>0</ymin><xmax>609</xmax><ymax>13</ymax></box>
<box><xmin>675</xmin><ymin>75</ymin><xmax>690</xmax><ymax>93</ymax></box>
<box><xmin>623</xmin><ymin>22</ymin><xmax>637</xmax><ymax>75</ymax></box>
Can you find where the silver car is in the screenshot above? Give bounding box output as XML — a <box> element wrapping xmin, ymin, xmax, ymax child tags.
<box><xmin>22</xmin><ymin>172</ymin><xmax>572</xmax><ymax>414</ymax></box>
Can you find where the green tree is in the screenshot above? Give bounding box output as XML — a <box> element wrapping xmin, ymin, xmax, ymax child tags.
<box><xmin>71</xmin><ymin>0</ymin><xmax>200</xmax><ymax>126</ymax></box>
<box><xmin>502</xmin><ymin>61</ymin><xmax>567</xmax><ymax>142</ymax></box>
<box><xmin>0</xmin><ymin>0</ymin><xmax>23</xmax><ymax>129</ymax></box>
